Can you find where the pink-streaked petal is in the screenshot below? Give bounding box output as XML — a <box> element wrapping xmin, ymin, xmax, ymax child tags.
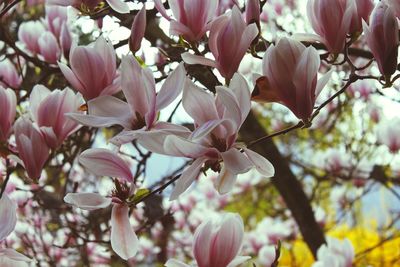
<box><xmin>181</xmin><ymin>53</ymin><xmax>218</xmax><ymax>68</ymax></box>
<box><xmin>190</xmin><ymin>119</ymin><xmax>224</xmax><ymax>141</ymax></box>
<box><xmin>229</xmin><ymin>73</ymin><xmax>251</xmax><ymax>124</ymax></box>
<box><xmin>58</xmin><ymin>62</ymin><xmax>85</xmax><ymax>94</ymax></box>
<box><xmin>64</xmin><ymin>193</ymin><xmax>111</xmax><ymax>210</ymax></box>
<box><xmin>29</xmin><ymin>85</ymin><xmax>51</xmax><ymax>122</ymax></box>
<box><xmin>170</xmin><ymin>157</ymin><xmax>206</xmax><ymax>200</ymax></box>
<box><xmin>316</xmin><ymin>69</ymin><xmax>333</xmax><ymax>97</ymax></box>
<box><xmin>110</xmin><ymin>204</ymin><xmax>139</xmax><ymax>260</ymax></box>
<box><xmin>156</xmin><ymin>62</ymin><xmax>186</xmax><ymax>111</ymax></box>
<box><xmin>106</xmin><ymin>0</ymin><xmax>130</xmax><ymax>13</ymax></box>
<box><xmin>242</xmin><ymin>148</ymin><xmax>275</xmax><ymax>177</ymax></box>
<box><xmin>214</xmin><ymin>166</ymin><xmax>237</xmax><ymax>194</ymax></box>
<box><xmin>193</xmin><ymin>220</ymin><xmax>214</xmax><ymax>266</ymax></box>
<box><xmin>79</xmin><ymin>148</ymin><xmax>134</xmax><ymax>182</ymax></box>
<box><xmin>154</xmin><ymin>0</ymin><xmax>172</xmax><ymax>20</ymax></box>
<box><xmin>0</xmin><ymin>194</ymin><xmax>17</xmax><ymax>241</ymax></box>
<box><xmin>216</xmin><ymin>86</ymin><xmax>242</xmax><ymax>130</ymax></box>
<box><xmin>220</xmin><ymin>148</ymin><xmax>253</xmax><ymax>175</ymax></box>
<box><xmin>182</xmin><ymin>79</ymin><xmax>219</xmax><ymax>126</ymax></box>
<box><xmin>164</xmin><ymin>135</ymin><xmax>210</xmax><ymax>158</ymax></box>
<box><xmin>169</xmin><ymin>21</ymin><xmax>196</xmax><ymax>40</ymax></box>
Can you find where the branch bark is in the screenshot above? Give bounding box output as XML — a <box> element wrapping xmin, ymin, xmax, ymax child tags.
<box><xmin>240</xmin><ymin>111</ymin><xmax>326</xmax><ymax>257</ymax></box>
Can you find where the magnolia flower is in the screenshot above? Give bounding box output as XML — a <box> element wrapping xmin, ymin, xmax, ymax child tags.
<box><xmin>0</xmin><ymin>194</ymin><xmax>17</xmax><ymax>242</ymax></box>
<box><xmin>44</xmin><ymin>6</ymin><xmax>72</xmax><ymax>58</ymax></box>
<box><xmin>69</xmin><ymin>56</ymin><xmax>188</xmax><ymax>145</ymax></box>
<box><xmin>182</xmin><ymin>6</ymin><xmax>258</xmax><ymax>80</ymax></box>
<box><xmin>29</xmin><ymin>85</ymin><xmax>84</xmax><ymax>149</ymax></box>
<box><xmin>13</xmin><ymin>116</ymin><xmax>50</xmax><ymax>180</ymax></box>
<box><xmin>349</xmin><ymin>0</ymin><xmax>374</xmax><ymax>34</ymax></box>
<box><xmin>377</xmin><ymin>118</ymin><xmax>400</xmax><ymax>153</ymax></box>
<box><xmin>0</xmin><ymin>86</ymin><xmax>16</xmax><ymax>142</ymax></box>
<box><xmin>58</xmin><ymin>36</ymin><xmax>121</xmax><ymax>100</ymax></box>
<box><xmin>154</xmin><ymin>0</ymin><xmax>218</xmax><ymax>42</ymax></box>
<box><xmin>165</xmin><ymin>213</ymin><xmax>249</xmax><ymax>267</ymax></box>
<box><xmin>47</xmin><ymin>0</ymin><xmax>130</xmax><ymax>14</ymax></box>
<box><xmin>129</xmin><ymin>6</ymin><xmax>146</xmax><ymax>54</ymax></box>
<box><xmin>253</xmin><ymin>37</ymin><xmax>331</xmax><ymax>121</ymax></box>
<box><xmin>0</xmin><ymin>195</ymin><xmax>32</xmax><ymax>267</ymax></box>
<box><xmin>363</xmin><ymin>2</ymin><xmax>399</xmax><ymax>77</ymax></box>
<box><xmin>307</xmin><ymin>0</ymin><xmax>355</xmax><ymax>53</ymax></box>
<box><xmin>0</xmin><ymin>59</ymin><xmax>22</xmax><ymax>89</ymax></box>
<box><xmin>18</xmin><ymin>21</ymin><xmax>46</xmax><ymax>54</ymax></box>
<box><xmin>139</xmin><ymin>73</ymin><xmax>274</xmax><ymax>199</ymax></box>
<box><xmin>312</xmin><ymin>238</ymin><xmax>355</xmax><ymax>267</ymax></box>
<box><xmin>64</xmin><ymin>148</ymin><xmax>138</xmax><ymax>260</ymax></box>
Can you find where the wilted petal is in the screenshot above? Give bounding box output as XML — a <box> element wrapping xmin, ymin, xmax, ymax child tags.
<box><xmin>64</xmin><ymin>192</ymin><xmax>111</xmax><ymax>210</ymax></box>
<box><xmin>110</xmin><ymin>204</ymin><xmax>139</xmax><ymax>260</ymax></box>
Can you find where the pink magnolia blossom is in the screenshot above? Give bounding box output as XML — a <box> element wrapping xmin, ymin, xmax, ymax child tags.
<box><xmin>47</xmin><ymin>0</ymin><xmax>130</xmax><ymax>14</ymax></box>
<box><xmin>377</xmin><ymin>118</ymin><xmax>400</xmax><ymax>153</ymax></box>
<box><xmin>38</xmin><ymin>31</ymin><xmax>61</xmax><ymax>64</ymax></box>
<box><xmin>129</xmin><ymin>6</ymin><xmax>146</xmax><ymax>54</ymax></box>
<box><xmin>182</xmin><ymin>6</ymin><xmax>258</xmax><ymax>80</ymax></box>
<box><xmin>312</xmin><ymin>238</ymin><xmax>354</xmax><ymax>267</ymax></box>
<box><xmin>13</xmin><ymin>116</ymin><xmax>50</xmax><ymax>180</ymax></box>
<box><xmin>139</xmin><ymin>74</ymin><xmax>274</xmax><ymax>199</ymax></box>
<box><xmin>69</xmin><ymin>56</ymin><xmax>188</xmax><ymax>144</ymax></box>
<box><xmin>0</xmin><ymin>194</ymin><xmax>17</xmax><ymax>242</ymax></box>
<box><xmin>0</xmin><ymin>86</ymin><xmax>16</xmax><ymax>142</ymax></box>
<box><xmin>307</xmin><ymin>0</ymin><xmax>355</xmax><ymax>54</ymax></box>
<box><xmin>29</xmin><ymin>85</ymin><xmax>84</xmax><ymax>149</ymax></box>
<box><xmin>64</xmin><ymin>148</ymin><xmax>139</xmax><ymax>260</ymax></box>
<box><xmin>154</xmin><ymin>0</ymin><xmax>218</xmax><ymax>42</ymax></box>
<box><xmin>349</xmin><ymin>0</ymin><xmax>374</xmax><ymax>33</ymax></box>
<box><xmin>363</xmin><ymin>2</ymin><xmax>399</xmax><ymax>77</ymax></box>
<box><xmin>255</xmin><ymin>37</ymin><xmax>331</xmax><ymax>121</ymax></box>
<box><xmin>165</xmin><ymin>213</ymin><xmax>249</xmax><ymax>267</ymax></box>
<box><xmin>58</xmin><ymin>36</ymin><xmax>121</xmax><ymax>100</ymax></box>
<box><xmin>18</xmin><ymin>21</ymin><xmax>46</xmax><ymax>54</ymax></box>
<box><xmin>0</xmin><ymin>59</ymin><xmax>22</xmax><ymax>89</ymax></box>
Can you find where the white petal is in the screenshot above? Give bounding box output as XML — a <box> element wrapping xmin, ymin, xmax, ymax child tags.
<box><xmin>64</xmin><ymin>193</ymin><xmax>111</xmax><ymax>210</ymax></box>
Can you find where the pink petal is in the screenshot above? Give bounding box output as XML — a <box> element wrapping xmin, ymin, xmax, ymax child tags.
<box><xmin>243</xmin><ymin>148</ymin><xmax>274</xmax><ymax>177</ymax></box>
<box><xmin>154</xmin><ymin>0</ymin><xmax>172</xmax><ymax>20</ymax></box>
<box><xmin>106</xmin><ymin>0</ymin><xmax>130</xmax><ymax>13</ymax></box>
<box><xmin>110</xmin><ymin>204</ymin><xmax>139</xmax><ymax>260</ymax></box>
<box><xmin>164</xmin><ymin>135</ymin><xmax>210</xmax><ymax>158</ymax></box>
<box><xmin>79</xmin><ymin>148</ymin><xmax>134</xmax><ymax>182</ymax></box>
<box><xmin>181</xmin><ymin>53</ymin><xmax>217</xmax><ymax>68</ymax></box>
<box><xmin>156</xmin><ymin>62</ymin><xmax>186</xmax><ymax>111</ymax></box>
<box><xmin>64</xmin><ymin>192</ymin><xmax>111</xmax><ymax>210</ymax></box>
<box><xmin>229</xmin><ymin>73</ymin><xmax>251</xmax><ymax>125</ymax></box>
<box><xmin>165</xmin><ymin>259</ymin><xmax>190</xmax><ymax>267</ymax></box>
<box><xmin>220</xmin><ymin>148</ymin><xmax>253</xmax><ymax>175</ymax></box>
<box><xmin>0</xmin><ymin>194</ymin><xmax>17</xmax><ymax>241</ymax></box>
<box><xmin>58</xmin><ymin>62</ymin><xmax>86</xmax><ymax>94</ymax></box>
<box><xmin>170</xmin><ymin>157</ymin><xmax>207</xmax><ymax>200</ymax></box>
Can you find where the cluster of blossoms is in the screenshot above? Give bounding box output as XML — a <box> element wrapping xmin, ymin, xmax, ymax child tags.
<box><xmin>0</xmin><ymin>0</ymin><xmax>400</xmax><ymax>266</ymax></box>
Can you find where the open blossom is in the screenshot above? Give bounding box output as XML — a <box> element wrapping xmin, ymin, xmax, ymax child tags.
<box><xmin>363</xmin><ymin>2</ymin><xmax>399</xmax><ymax>77</ymax></box>
<box><xmin>64</xmin><ymin>148</ymin><xmax>139</xmax><ymax>260</ymax></box>
<box><xmin>13</xmin><ymin>116</ymin><xmax>50</xmax><ymax>180</ymax></box>
<box><xmin>59</xmin><ymin>36</ymin><xmax>121</xmax><ymax>100</ymax></box>
<box><xmin>29</xmin><ymin>85</ymin><xmax>84</xmax><ymax>149</ymax></box>
<box><xmin>0</xmin><ymin>86</ymin><xmax>16</xmax><ymax>142</ymax></box>
<box><xmin>138</xmin><ymin>74</ymin><xmax>274</xmax><ymax>199</ymax></box>
<box><xmin>0</xmin><ymin>59</ymin><xmax>22</xmax><ymax>89</ymax></box>
<box><xmin>47</xmin><ymin>0</ymin><xmax>130</xmax><ymax>14</ymax></box>
<box><xmin>154</xmin><ymin>0</ymin><xmax>218</xmax><ymax>42</ymax></box>
<box><xmin>312</xmin><ymin>238</ymin><xmax>354</xmax><ymax>267</ymax></box>
<box><xmin>0</xmin><ymin>195</ymin><xmax>32</xmax><ymax>267</ymax></box>
<box><xmin>377</xmin><ymin>118</ymin><xmax>400</xmax><ymax>153</ymax></box>
<box><xmin>253</xmin><ymin>37</ymin><xmax>331</xmax><ymax>121</ymax></box>
<box><xmin>18</xmin><ymin>21</ymin><xmax>46</xmax><ymax>54</ymax></box>
<box><xmin>182</xmin><ymin>6</ymin><xmax>258</xmax><ymax>80</ymax></box>
<box><xmin>166</xmin><ymin>213</ymin><xmax>249</xmax><ymax>267</ymax></box>
<box><xmin>69</xmin><ymin>56</ymin><xmax>188</xmax><ymax>144</ymax></box>
<box><xmin>307</xmin><ymin>0</ymin><xmax>355</xmax><ymax>53</ymax></box>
